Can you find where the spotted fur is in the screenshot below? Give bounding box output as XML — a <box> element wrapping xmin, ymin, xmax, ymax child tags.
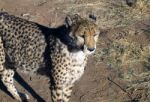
<box><xmin>0</xmin><ymin>12</ymin><xmax>99</xmax><ymax>102</ymax></box>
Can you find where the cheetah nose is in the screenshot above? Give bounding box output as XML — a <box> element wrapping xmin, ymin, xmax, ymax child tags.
<box><xmin>87</xmin><ymin>48</ymin><xmax>95</xmax><ymax>52</ymax></box>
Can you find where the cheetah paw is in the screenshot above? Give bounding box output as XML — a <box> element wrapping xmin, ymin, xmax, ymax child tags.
<box><xmin>19</xmin><ymin>92</ymin><xmax>30</xmax><ymax>102</ymax></box>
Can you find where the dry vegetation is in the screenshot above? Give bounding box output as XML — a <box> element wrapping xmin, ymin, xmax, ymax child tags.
<box><xmin>93</xmin><ymin>0</ymin><xmax>150</xmax><ymax>101</ymax></box>
<box><xmin>94</xmin><ymin>23</ymin><xmax>150</xmax><ymax>101</ymax></box>
<box><xmin>62</xmin><ymin>0</ymin><xmax>150</xmax><ymax>28</ymax></box>
<box><xmin>0</xmin><ymin>0</ymin><xmax>149</xmax><ymax>102</ymax></box>
<box><xmin>95</xmin><ymin>26</ymin><xmax>150</xmax><ymax>73</ymax></box>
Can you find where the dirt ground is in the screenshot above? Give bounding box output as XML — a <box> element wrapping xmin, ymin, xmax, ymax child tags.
<box><xmin>0</xmin><ymin>0</ymin><xmax>150</xmax><ymax>102</ymax></box>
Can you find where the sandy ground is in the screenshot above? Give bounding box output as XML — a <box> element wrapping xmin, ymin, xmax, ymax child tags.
<box><xmin>0</xmin><ymin>0</ymin><xmax>150</xmax><ymax>102</ymax></box>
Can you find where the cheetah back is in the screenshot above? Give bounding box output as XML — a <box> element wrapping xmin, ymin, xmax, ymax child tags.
<box><xmin>0</xmin><ymin>12</ymin><xmax>47</xmax><ymax>72</ymax></box>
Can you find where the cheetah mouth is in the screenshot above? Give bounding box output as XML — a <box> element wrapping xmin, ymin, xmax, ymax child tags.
<box><xmin>83</xmin><ymin>45</ymin><xmax>96</xmax><ymax>55</ymax></box>
<box><xmin>81</xmin><ymin>46</ymin><xmax>84</xmax><ymax>51</ymax></box>
<box><xmin>69</xmin><ymin>45</ymin><xmax>96</xmax><ymax>54</ymax></box>
<box><xmin>67</xmin><ymin>40</ymin><xmax>96</xmax><ymax>54</ymax></box>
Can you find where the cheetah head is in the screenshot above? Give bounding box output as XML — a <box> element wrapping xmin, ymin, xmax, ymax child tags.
<box><xmin>65</xmin><ymin>14</ymin><xmax>99</xmax><ymax>54</ymax></box>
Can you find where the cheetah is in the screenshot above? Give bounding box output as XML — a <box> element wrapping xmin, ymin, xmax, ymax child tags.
<box><xmin>0</xmin><ymin>12</ymin><xmax>99</xmax><ymax>102</ymax></box>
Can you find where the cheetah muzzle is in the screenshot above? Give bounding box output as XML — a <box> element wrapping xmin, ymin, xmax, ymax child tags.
<box><xmin>0</xmin><ymin>12</ymin><xmax>99</xmax><ymax>102</ymax></box>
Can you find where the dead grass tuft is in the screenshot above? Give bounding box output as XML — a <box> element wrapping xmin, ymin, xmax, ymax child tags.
<box><xmin>95</xmin><ymin>23</ymin><xmax>150</xmax><ymax>77</ymax></box>
<box><xmin>61</xmin><ymin>0</ymin><xmax>149</xmax><ymax>29</ymax></box>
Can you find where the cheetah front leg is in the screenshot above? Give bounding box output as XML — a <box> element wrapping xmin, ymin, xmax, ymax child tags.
<box><xmin>1</xmin><ymin>69</ymin><xmax>22</xmax><ymax>101</ymax></box>
<box><xmin>51</xmin><ymin>84</ymin><xmax>73</xmax><ymax>102</ymax></box>
<box><xmin>62</xmin><ymin>84</ymin><xmax>73</xmax><ymax>102</ymax></box>
<box><xmin>1</xmin><ymin>69</ymin><xmax>30</xmax><ymax>102</ymax></box>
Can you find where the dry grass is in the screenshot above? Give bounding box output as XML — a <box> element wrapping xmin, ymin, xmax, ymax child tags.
<box><xmin>0</xmin><ymin>0</ymin><xmax>149</xmax><ymax>102</ymax></box>
<box><xmin>94</xmin><ymin>21</ymin><xmax>150</xmax><ymax>101</ymax></box>
<box><xmin>100</xmin><ymin>0</ymin><xmax>150</xmax><ymax>28</ymax></box>
<box><xmin>100</xmin><ymin>39</ymin><xmax>150</xmax><ymax>67</ymax></box>
<box><xmin>95</xmin><ymin>23</ymin><xmax>150</xmax><ymax>77</ymax></box>
<box><xmin>60</xmin><ymin>0</ymin><xmax>150</xmax><ymax>29</ymax></box>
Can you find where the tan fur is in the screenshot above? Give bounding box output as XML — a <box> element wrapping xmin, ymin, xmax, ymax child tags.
<box><xmin>0</xmin><ymin>12</ymin><xmax>99</xmax><ymax>102</ymax></box>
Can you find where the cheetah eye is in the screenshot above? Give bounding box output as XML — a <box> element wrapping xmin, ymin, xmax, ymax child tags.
<box><xmin>80</xmin><ymin>35</ymin><xmax>85</xmax><ymax>38</ymax></box>
<box><xmin>93</xmin><ymin>34</ymin><xmax>97</xmax><ymax>37</ymax></box>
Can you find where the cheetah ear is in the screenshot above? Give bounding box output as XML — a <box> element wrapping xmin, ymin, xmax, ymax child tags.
<box><xmin>65</xmin><ymin>14</ymin><xmax>82</xmax><ymax>27</ymax></box>
<box><xmin>89</xmin><ymin>14</ymin><xmax>97</xmax><ymax>23</ymax></box>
